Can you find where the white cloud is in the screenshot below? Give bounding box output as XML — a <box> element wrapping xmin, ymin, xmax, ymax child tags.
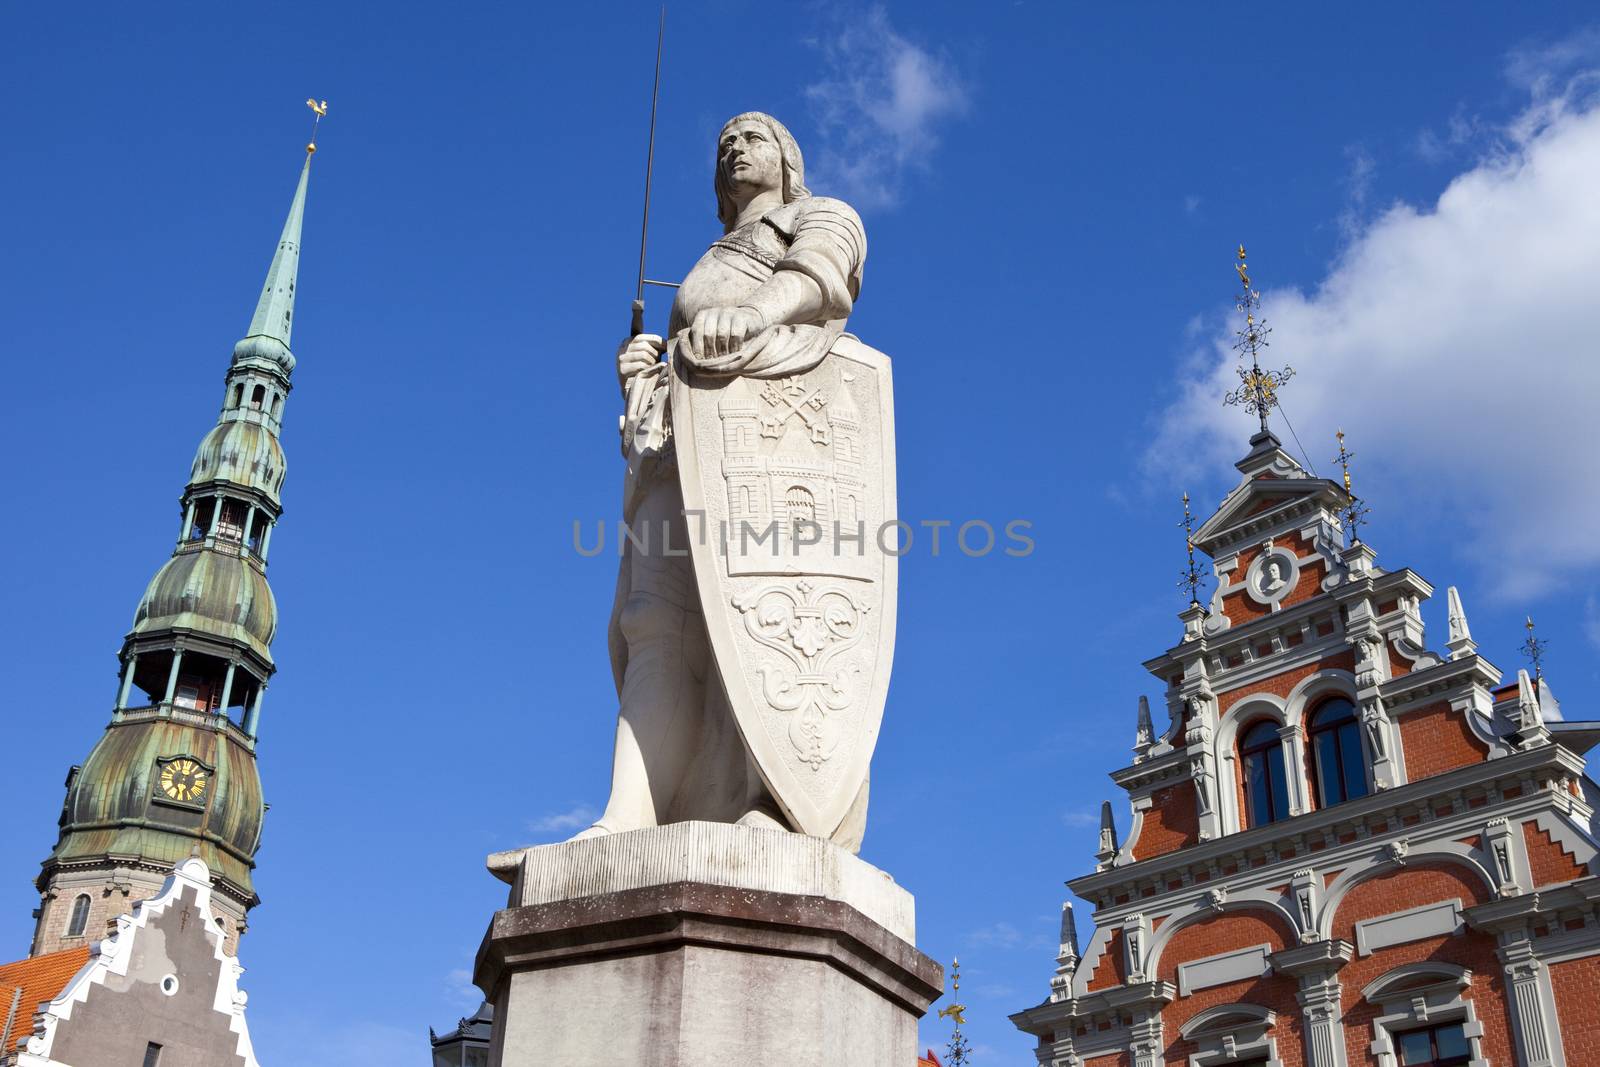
<box><xmin>1150</xmin><ymin>58</ymin><xmax>1600</xmax><ymax>599</ymax></box>
<box><xmin>1585</xmin><ymin>594</ymin><xmax>1600</xmax><ymax>652</ymax></box>
<box><xmin>445</xmin><ymin>965</ymin><xmax>481</xmax><ymax>1009</ymax></box>
<box><xmin>804</xmin><ymin>6</ymin><xmax>968</xmax><ymax>209</ymax></box>
<box><xmin>528</xmin><ymin>804</ymin><xmax>598</xmax><ymax>834</ymax></box>
<box><xmin>1061</xmin><ymin>809</ymin><xmax>1100</xmax><ymax>828</ymax></box>
<box><xmin>965</xmin><ymin>921</ymin><xmax>1024</xmax><ymax>948</ymax></box>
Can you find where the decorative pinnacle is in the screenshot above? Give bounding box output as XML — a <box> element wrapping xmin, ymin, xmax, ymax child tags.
<box><xmin>1521</xmin><ymin>616</ymin><xmax>1548</xmax><ymax>680</ymax></box>
<box><xmin>1179</xmin><ymin>491</ymin><xmax>1206</xmax><ymax>607</ymax></box>
<box><xmin>305</xmin><ymin>98</ymin><xmax>328</xmax><ymax>155</ymax></box>
<box><xmin>1224</xmin><ymin>245</ymin><xmax>1295</xmax><ymax>435</ymax></box>
<box><xmin>1332</xmin><ymin>429</ymin><xmax>1372</xmax><ymax>546</ymax></box>
<box><xmin>937</xmin><ymin>957</ymin><xmax>970</xmax><ymax>1064</ymax></box>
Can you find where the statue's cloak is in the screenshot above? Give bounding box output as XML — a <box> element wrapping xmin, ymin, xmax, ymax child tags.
<box><xmin>671</xmin><ymin>335</ymin><xmax>897</xmax><ymax>838</ymax></box>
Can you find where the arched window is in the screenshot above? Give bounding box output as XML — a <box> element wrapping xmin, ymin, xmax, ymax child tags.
<box><xmin>1240</xmin><ymin>720</ymin><xmax>1290</xmax><ymax>827</ymax></box>
<box><xmin>250</xmin><ymin>384</ymin><xmax>266</xmax><ymax>409</ymax></box>
<box><xmin>1309</xmin><ymin>698</ymin><xmax>1368</xmax><ymax>808</ymax></box>
<box><xmin>66</xmin><ymin>894</ymin><xmax>90</xmax><ymax>937</ymax></box>
<box><xmin>232</xmin><ymin>384</ymin><xmax>244</xmax><ymax>408</ymax></box>
<box><xmin>786</xmin><ymin>485</ymin><xmax>815</xmax><ymax>525</ymax></box>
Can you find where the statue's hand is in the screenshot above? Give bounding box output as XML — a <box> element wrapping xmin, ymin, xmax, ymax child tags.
<box><xmin>617</xmin><ymin>334</ymin><xmax>666</xmax><ymax>390</ymax></box>
<box><xmin>682</xmin><ymin>306</ymin><xmax>767</xmax><ymax>372</ymax></box>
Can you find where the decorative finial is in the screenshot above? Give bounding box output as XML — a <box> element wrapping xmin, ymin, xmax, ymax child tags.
<box><xmin>1051</xmin><ymin>902</ymin><xmax>1080</xmax><ymax>1001</ymax></box>
<box><xmin>938</xmin><ymin>957</ymin><xmax>971</xmax><ymax>1065</ymax></box>
<box><xmin>1134</xmin><ymin>695</ymin><xmax>1155</xmax><ymax>751</ymax></box>
<box><xmin>1332</xmin><ymin>429</ymin><xmax>1372</xmax><ymax>545</ymax></box>
<box><xmin>1445</xmin><ymin>586</ymin><xmax>1476</xmax><ymax>660</ymax></box>
<box><xmin>305</xmin><ymin>98</ymin><xmax>329</xmax><ymax>155</ymax></box>
<box><xmin>1179</xmin><ymin>491</ymin><xmax>1206</xmax><ymax>607</ymax></box>
<box><xmin>1521</xmin><ymin>616</ymin><xmax>1548</xmax><ymax>680</ymax></box>
<box><xmin>1224</xmin><ymin>245</ymin><xmax>1295</xmax><ymax>435</ymax></box>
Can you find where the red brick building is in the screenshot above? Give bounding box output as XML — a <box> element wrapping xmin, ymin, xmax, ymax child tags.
<box><xmin>1012</xmin><ymin>428</ymin><xmax>1600</xmax><ymax>1067</ymax></box>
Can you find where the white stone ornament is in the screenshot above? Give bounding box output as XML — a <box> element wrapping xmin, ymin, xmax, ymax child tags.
<box><xmin>1244</xmin><ymin>539</ymin><xmax>1300</xmax><ymax>608</ymax></box>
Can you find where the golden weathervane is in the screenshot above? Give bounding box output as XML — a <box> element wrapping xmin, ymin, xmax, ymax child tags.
<box><xmin>1224</xmin><ymin>245</ymin><xmax>1295</xmax><ymax>436</ymax></box>
<box><xmin>305</xmin><ymin>98</ymin><xmax>329</xmax><ymax>154</ymax></box>
<box><xmin>1332</xmin><ymin>429</ymin><xmax>1372</xmax><ymax>545</ymax></box>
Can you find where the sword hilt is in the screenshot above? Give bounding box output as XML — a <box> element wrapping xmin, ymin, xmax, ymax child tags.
<box><xmin>630</xmin><ymin>298</ymin><xmax>645</xmax><ymax>339</ymax></box>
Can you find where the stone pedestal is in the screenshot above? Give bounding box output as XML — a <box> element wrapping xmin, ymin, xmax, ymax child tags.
<box><xmin>474</xmin><ymin>822</ymin><xmax>943</xmax><ymax>1066</ymax></box>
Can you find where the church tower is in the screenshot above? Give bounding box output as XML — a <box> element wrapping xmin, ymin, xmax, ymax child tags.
<box><xmin>31</xmin><ymin>137</ymin><xmax>318</xmax><ymax>959</ymax></box>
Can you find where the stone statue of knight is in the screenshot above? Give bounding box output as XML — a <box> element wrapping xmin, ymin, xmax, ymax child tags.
<box><xmin>579</xmin><ymin>111</ymin><xmax>895</xmax><ymax>853</ymax></box>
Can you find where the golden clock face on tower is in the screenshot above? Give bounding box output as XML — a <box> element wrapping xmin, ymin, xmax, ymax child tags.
<box><xmin>158</xmin><ymin>758</ymin><xmax>208</xmax><ymax>804</ymax></box>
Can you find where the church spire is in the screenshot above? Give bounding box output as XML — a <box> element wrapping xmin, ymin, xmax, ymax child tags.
<box><xmin>32</xmin><ymin>106</ymin><xmax>326</xmax><ymax>960</ymax></box>
<box><xmin>235</xmin><ymin>154</ymin><xmax>311</xmax><ymax>368</ymax></box>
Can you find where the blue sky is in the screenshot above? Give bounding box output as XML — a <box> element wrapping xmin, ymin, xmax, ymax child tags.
<box><xmin>5</xmin><ymin>3</ymin><xmax>1600</xmax><ymax>1061</ymax></box>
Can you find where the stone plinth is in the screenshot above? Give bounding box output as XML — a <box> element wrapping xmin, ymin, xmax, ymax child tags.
<box><xmin>475</xmin><ymin>822</ymin><xmax>942</xmax><ymax>1066</ymax></box>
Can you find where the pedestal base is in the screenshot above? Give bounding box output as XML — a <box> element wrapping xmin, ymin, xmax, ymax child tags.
<box><xmin>475</xmin><ymin>823</ymin><xmax>943</xmax><ymax>1066</ymax></box>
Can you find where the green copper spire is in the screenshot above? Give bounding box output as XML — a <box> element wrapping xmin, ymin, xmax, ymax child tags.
<box><xmin>232</xmin><ymin>154</ymin><xmax>311</xmax><ymax>370</ymax></box>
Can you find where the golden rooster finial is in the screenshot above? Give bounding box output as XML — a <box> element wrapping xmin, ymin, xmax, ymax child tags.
<box><xmin>305</xmin><ymin>98</ymin><xmax>329</xmax><ymax>155</ymax></box>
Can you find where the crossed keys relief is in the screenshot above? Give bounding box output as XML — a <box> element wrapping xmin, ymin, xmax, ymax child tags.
<box><xmin>760</xmin><ymin>376</ymin><xmax>831</xmax><ymax>444</ymax></box>
<box><xmin>732</xmin><ymin>579</ymin><xmax>869</xmax><ymax>772</ymax></box>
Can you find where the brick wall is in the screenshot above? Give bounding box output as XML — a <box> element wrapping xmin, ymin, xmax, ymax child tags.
<box><xmin>1550</xmin><ymin>956</ymin><xmax>1600</xmax><ymax>1066</ymax></box>
<box><xmin>1086</xmin><ymin>928</ymin><xmax>1127</xmax><ymax>991</ymax></box>
<box><xmin>1218</xmin><ymin>652</ymin><xmax>1357</xmax><ymax>714</ymax></box>
<box><xmin>1131</xmin><ymin>785</ymin><xmax>1200</xmax><ymax>860</ymax></box>
<box><xmin>1155</xmin><ymin>910</ymin><xmax>1303</xmax><ymax>1067</ymax></box>
<box><xmin>1330</xmin><ymin>863</ymin><xmax>1509</xmax><ymax>1066</ymax></box>
<box><xmin>1522</xmin><ymin>820</ymin><xmax>1587</xmax><ymax>888</ymax></box>
<box><xmin>1398</xmin><ymin>701</ymin><xmax>1490</xmax><ymax>782</ymax></box>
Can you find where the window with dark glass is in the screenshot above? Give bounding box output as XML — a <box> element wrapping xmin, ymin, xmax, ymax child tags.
<box><xmin>1396</xmin><ymin>1020</ymin><xmax>1470</xmax><ymax>1065</ymax></box>
<box><xmin>143</xmin><ymin>1042</ymin><xmax>163</xmax><ymax>1067</ymax></box>
<box><xmin>1309</xmin><ymin>698</ymin><xmax>1368</xmax><ymax>808</ymax></box>
<box><xmin>1240</xmin><ymin>720</ymin><xmax>1290</xmax><ymax>827</ymax></box>
<box><xmin>65</xmin><ymin>894</ymin><xmax>90</xmax><ymax>937</ymax></box>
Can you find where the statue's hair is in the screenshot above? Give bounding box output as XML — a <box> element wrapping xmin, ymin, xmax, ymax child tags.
<box><xmin>714</xmin><ymin>112</ymin><xmax>811</xmax><ymax>233</ymax></box>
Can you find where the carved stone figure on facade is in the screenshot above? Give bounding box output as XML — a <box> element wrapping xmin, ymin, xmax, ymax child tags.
<box><xmin>585</xmin><ymin>112</ymin><xmax>893</xmax><ymax>852</ymax></box>
<box><xmin>1360</xmin><ymin>701</ymin><xmax>1388</xmax><ymax>760</ymax></box>
<box><xmin>1189</xmin><ymin>756</ymin><xmax>1216</xmax><ymax>817</ymax></box>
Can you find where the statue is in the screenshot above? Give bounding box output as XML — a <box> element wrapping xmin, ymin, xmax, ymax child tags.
<box><xmin>578</xmin><ymin>112</ymin><xmax>894</xmax><ymax>853</ymax></box>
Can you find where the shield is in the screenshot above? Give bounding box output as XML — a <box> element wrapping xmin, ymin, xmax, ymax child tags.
<box><xmin>672</xmin><ymin>335</ymin><xmax>897</xmax><ymax>838</ymax></box>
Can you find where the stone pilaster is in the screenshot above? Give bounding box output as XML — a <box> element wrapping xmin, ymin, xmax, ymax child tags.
<box><xmin>1128</xmin><ymin>1012</ymin><xmax>1163</xmax><ymax>1067</ymax></box>
<box><xmin>1271</xmin><ymin>939</ymin><xmax>1353</xmax><ymax>1067</ymax></box>
<box><xmin>1500</xmin><ymin>934</ymin><xmax>1565</xmax><ymax>1067</ymax></box>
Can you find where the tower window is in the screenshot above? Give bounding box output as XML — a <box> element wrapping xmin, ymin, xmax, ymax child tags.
<box><xmin>1240</xmin><ymin>720</ymin><xmax>1290</xmax><ymax>827</ymax></box>
<box><xmin>217</xmin><ymin>499</ymin><xmax>247</xmax><ymax>543</ymax></box>
<box><xmin>190</xmin><ymin>499</ymin><xmax>214</xmax><ymax>541</ymax></box>
<box><xmin>232</xmin><ymin>384</ymin><xmax>244</xmax><ymax>408</ymax></box>
<box><xmin>1309</xmin><ymin>698</ymin><xmax>1368</xmax><ymax>808</ymax></box>
<box><xmin>271</xmin><ymin>393</ymin><xmax>283</xmax><ymax>417</ymax></box>
<box><xmin>250</xmin><ymin>384</ymin><xmax>266</xmax><ymax>409</ymax></box>
<box><xmin>65</xmin><ymin>894</ymin><xmax>90</xmax><ymax>937</ymax></box>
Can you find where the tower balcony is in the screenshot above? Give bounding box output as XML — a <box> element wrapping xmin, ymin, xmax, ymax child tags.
<box><xmin>112</xmin><ymin>702</ymin><xmax>257</xmax><ymax>750</ymax></box>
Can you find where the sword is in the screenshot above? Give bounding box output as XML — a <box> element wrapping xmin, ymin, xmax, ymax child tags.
<box><xmin>623</xmin><ymin>7</ymin><xmax>675</xmax><ymax>450</ymax></box>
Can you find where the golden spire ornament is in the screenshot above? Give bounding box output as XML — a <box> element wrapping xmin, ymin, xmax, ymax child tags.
<box><xmin>937</xmin><ymin>957</ymin><xmax>971</xmax><ymax>1065</ymax></box>
<box><xmin>305</xmin><ymin>98</ymin><xmax>329</xmax><ymax>155</ymax></box>
<box><xmin>1224</xmin><ymin>245</ymin><xmax>1295</xmax><ymax>436</ymax></box>
<box><xmin>1179</xmin><ymin>491</ymin><xmax>1206</xmax><ymax>607</ymax></box>
<box><xmin>1521</xmin><ymin>616</ymin><xmax>1548</xmax><ymax>680</ymax></box>
<box><xmin>1332</xmin><ymin>429</ymin><xmax>1371</xmax><ymax>546</ymax></box>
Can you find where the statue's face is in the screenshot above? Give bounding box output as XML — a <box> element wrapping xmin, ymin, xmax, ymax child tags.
<box><xmin>719</xmin><ymin>119</ymin><xmax>783</xmax><ymax>198</ymax></box>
